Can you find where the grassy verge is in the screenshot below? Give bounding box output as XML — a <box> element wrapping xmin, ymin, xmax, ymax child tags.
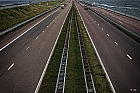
<box><xmin>38</xmin><ymin>6</ymin><xmax>72</xmax><ymax>93</ymax></box>
<box><xmin>0</xmin><ymin>0</ymin><xmax>65</xmax><ymax>32</ymax></box>
<box><xmin>75</xmin><ymin>4</ymin><xmax>112</xmax><ymax>93</ymax></box>
<box><xmin>64</xmin><ymin>5</ymin><xmax>86</xmax><ymax>93</ymax></box>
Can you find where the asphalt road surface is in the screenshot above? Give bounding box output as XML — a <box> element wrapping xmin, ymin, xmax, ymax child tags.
<box><xmin>0</xmin><ymin>1</ymin><xmax>72</xmax><ymax>93</ymax></box>
<box><xmin>90</xmin><ymin>6</ymin><xmax>140</xmax><ymax>36</ymax></box>
<box><xmin>76</xmin><ymin>2</ymin><xmax>140</xmax><ymax>93</ymax></box>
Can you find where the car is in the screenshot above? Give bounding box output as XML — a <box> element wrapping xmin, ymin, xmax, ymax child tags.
<box><xmin>61</xmin><ymin>5</ymin><xmax>64</xmax><ymax>9</ymax></box>
<box><xmin>84</xmin><ymin>6</ymin><xmax>88</xmax><ymax>10</ymax></box>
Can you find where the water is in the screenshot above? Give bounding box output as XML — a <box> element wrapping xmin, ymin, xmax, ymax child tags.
<box><xmin>81</xmin><ymin>0</ymin><xmax>140</xmax><ymax>19</ymax></box>
<box><xmin>0</xmin><ymin>1</ymin><xmax>28</xmax><ymax>5</ymax></box>
<box><xmin>0</xmin><ymin>0</ymin><xmax>49</xmax><ymax>6</ymax></box>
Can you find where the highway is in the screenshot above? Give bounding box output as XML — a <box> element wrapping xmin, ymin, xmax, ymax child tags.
<box><xmin>90</xmin><ymin>6</ymin><xmax>140</xmax><ymax>36</ymax></box>
<box><xmin>76</xmin><ymin>2</ymin><xmax>140</xmax><ymax>93</ymax></box>
<box><xmin>0</xmin><ymin>1</ymin><xmax>72</xmax><ymax>93</ymax></box>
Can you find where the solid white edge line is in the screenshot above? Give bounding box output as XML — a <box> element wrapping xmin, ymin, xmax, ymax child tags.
<box><xmin>0</xmin><ymin>8</ymin><xmax>60</xmax><ymax>52</ymax></box>
<box><xmin>127</xmin><ymin>54</ymin><xmax>132</xmax><ymax>60</ymax></box>
<box><xmin>8</xmin><ymin>63</ymin><xmax>14</xmax><ymax>70</ymax></box>
<box><xmin>75</xmin><ymin>5</ymin><xmax>96</xmax><ymax>93</ymax></box>
<box><xmin>34</xmin><ymin>5</ymin><xmax>71</xmax><ymax>93</ymax></box>
<box><xmin>76</xmin><ymin>3</ymin><xmax>116</xmax><ymax>93</ymax></box>
<box><xmin>36</xmin><ymin>37</ymin><xmax>38</xmax><ymax>40</ymax></box>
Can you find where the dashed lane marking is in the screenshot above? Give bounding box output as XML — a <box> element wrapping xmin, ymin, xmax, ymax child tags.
<box><xmin>107</xmin><ymin>34</ymin><xmax>109</xmax><ymax>36</ymax></box>
<box><xmin>115</xmin><ymin>42</ymin><xmax>118</xmax><ymax>45</ymax></box>
<box><xmin>101</xmin><ymin>28</ymin><xmax>103</xmax><ymax>30</ymax></box>
<box><xmin>119</xmin><ymin>21</ymin><xmax>123</xmax><ymax>24</ymax></box>
<box><xmin>36</xmin><ymin>37</ymin><xmax>38</xmax><ymax>40</ymax></box>
<box><xmin>0</xmin><ymin>8</ymin><xmax>60</xmax><ymax>52</ymax></box>
<box><xmin>127</xmin><ymin>54</ymin><xmax>132</xmax><ymax>60</ymax></box>
<box><xmin>76</xmin><ymin>5</ymin><xmax>116</xmax><ymax>93</ymax></box>
<box><xmin>8</xmin><ymin>63</ymin><xmax>14</xmax><ymax>70</ymax></box>
<box><xmin>26</xmin><ymin>47</ymin><xmax>29</xmax><ymax>50</ymax></box>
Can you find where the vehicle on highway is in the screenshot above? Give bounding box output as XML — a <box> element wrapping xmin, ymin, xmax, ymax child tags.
<box><xmin>61</xmin><ymin>5</ymin><xmax>64</xmax><ymax>9</ymax></box>
<box><xmin>84</xmin><ymin>5</ymin><xmax>88</xmax><ymax>10</ymax></box>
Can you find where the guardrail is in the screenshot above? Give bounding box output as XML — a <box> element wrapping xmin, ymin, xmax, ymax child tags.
<box><xmin>0</xmin><ymin>4</ymin><xmax>30</xmax><ymax>10</ymax></box>
<box><xmin>88</xmin><ymin>7</ymin><xmax>140</xmax><ymax>42</ymax></box>
<box><xmin>81</xmin><ymin>1</ymin><xmax>140</xmax><ymax>21</ymax></box>
<box><xmin>74</xmin><ymin>5</ymin><xmax>96</xmax><ymax>93</ymax></box>
<box><xmin>55</xmin><ymin>7</ymin><xmax>72</xmax><ymax>93</ymax></box>
<box><xmin>97</xmin><ymin>6</ymin><xmax>140</xmax><ymax>21</ymax></box>
<box><xmin>0</xmin><ymin>6</ymin><xmax>59</xmax><ymax>37</ymax></box>
<box><xmin>78</xmin><ymin>1</ymin><xmax>140</xmax><ymax>43</ymax></box>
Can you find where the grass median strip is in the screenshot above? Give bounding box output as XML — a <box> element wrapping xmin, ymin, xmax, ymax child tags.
<box><xmin>64</xmin><ymin>5</ymin><xmax>86</xmax><ymax>93</ymax></box>
<box><xmin>38</xmin><ymin>6</ymin><xmax>72</xmax><ymax>93</ymax></box>
<box><xmin>75</xmin><ymin>4</ymin><xmax>112</xmax><ymax>93</ymax></box>
<box><xmin>38</xmin><ymin>3</ymin><xmax>112</xmax><ymax>93</ymax></box>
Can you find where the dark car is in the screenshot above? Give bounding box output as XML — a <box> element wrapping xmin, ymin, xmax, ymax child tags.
<box><xmin>84</xmin><ymin>5</ymin><xmax>88</xmax><ymax>10</ymax></box>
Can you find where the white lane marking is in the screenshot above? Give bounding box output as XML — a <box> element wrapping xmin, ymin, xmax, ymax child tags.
<box><xmin>95</xmin><ymin>21</ymin><xmax>96</xmax><ymax>22</ymax></box>
<box><xmin>36</xmin><ymin>37</ymin><xmax>38</xmax><ymax>40</ymax></box>
<box><xmin>76</xmin><ymin>5</ymin><xmax>116</xmax><ymax>93</ymax></box>
<box><xmin>115</xmin><ymin>42</ymin><xmax>118</xmax><ymax>45</ymax></box>
<box><xmin>0</xmin><ymin>8</ymin><xmax>60</xmax><ymax>52</ymax></box>
<box><xmin>26</xmin><ymin>47</ymin><xmax>29</xmax><ymax>50</ymax></box>
<box><xmin>107</xmin><ymin>34</ymin><xmax>109</xmax><ymax>36</ymax></box>
<box><xmin>8</xmin><ymin>63</ymin><xmax>14</xmax><ymax>70</ymax></box>
<box><xmin>77</xmin><ymin>6</ymin><xmax>96</xmax><ymax>93</ymax></box>
<box><xmin>119</xmin><ymin>21</ymin><xmax>123</xmax><ymax>24</ymax></box>
<box><xmin>101</xmin><ymin>28</ymin><xmax>103</xmax><ymax>30</ymax></box>
<box><xmin>135</xmin><ymin>24</ymin><xmax>139</xmax><ymax>28</ymax></box>
<box><xmin>127</xmin><ymin>54</ymin><xmax>132</xmax><ymax>60</ymax></box>
<box><xmin>130</xmin><ymin>89</ymin><xmax>137</xmax><ymax>91</ymax></box>
<box><xmin>98</xmin><ymin>24</ymin><xmax>99</xmax><ymax>26</ymax></box>
<box><xmin>34</xmin><ymin>6</ymin><xmax>71</xmax><ymax>93</ymax></box>
<box><xmin>42</xmin><ymin>30</ymin><xmax>44</xmax><ymax>33</ymax></box>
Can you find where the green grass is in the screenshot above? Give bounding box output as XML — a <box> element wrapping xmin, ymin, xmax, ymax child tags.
<box><xmin>0</xmin><ymin>0</ymin><xmax>65</xmax><ymax>32</ymax></box>
<box><xmin>38</xmin><ymin>3</ymin><xmax>112</xmax><ymax>93</ymax></box>
<box><xmin>75</xmin><ymin>4</ymin><xmax>112</xmax><ymax>93</ymax></box>
<box><xmin>64</xmin><ymin>6</ymin><xmax>86</xmax><ymax>93</ymax></box>
<box><xmin>38</xmin><ymin>6</ymin><xmax>72</xmax><ymax>93</ymax></box>
<box><xmin>39</xmin><ymin>4</ymin><xmax>86</xmax><ymax>93</ymax></box>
